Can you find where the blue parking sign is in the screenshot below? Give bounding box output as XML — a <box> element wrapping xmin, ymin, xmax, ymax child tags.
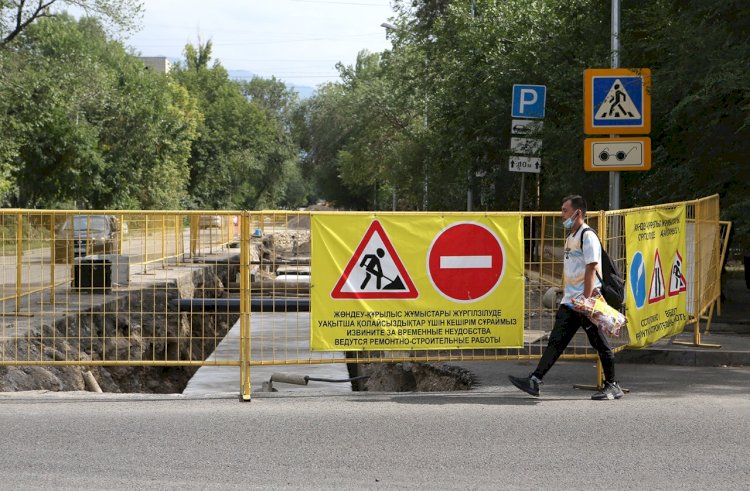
<box><xmin>512</xmin><ymin>84</ymin><xmax>546</xmax><ymax>119</ymax></box>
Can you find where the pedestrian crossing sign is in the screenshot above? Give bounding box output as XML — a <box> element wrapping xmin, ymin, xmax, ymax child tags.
<box><xmin>584</xmin><ymin>68</ymin><xmax>651</xmax><ymax>135</ymax></box>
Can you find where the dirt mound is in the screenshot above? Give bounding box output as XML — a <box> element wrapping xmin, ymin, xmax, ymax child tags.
<box><xmin>355</xmin><ymin>362</ymin><xmax>477</xmax><ymax>392</ymax></box>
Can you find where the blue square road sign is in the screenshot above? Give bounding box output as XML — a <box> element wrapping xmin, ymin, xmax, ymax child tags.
<box><xmin>512</xmin><ymin>84</ymin><xmax>546</xmax><ymax>119</ymax></box>
<box><xmin>584</xmin><ymin>68</ymin><xmax>651</xmax><ymax>134</ymax></box>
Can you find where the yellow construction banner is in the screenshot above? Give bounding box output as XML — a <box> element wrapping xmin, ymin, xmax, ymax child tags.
<box><xmin>625</xmin><ymin>205</ymin><xmax>688</xmax><ymax>348</ymax></box>
<box><xmin>310</xmin><ymin>214</ymin><xmax>524</xmax><ymax>351</ymax></box>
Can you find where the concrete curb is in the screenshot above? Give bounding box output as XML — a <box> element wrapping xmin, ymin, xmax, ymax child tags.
<box><xmin>617</xmin><ymin>348</ymin><xmax>749</xmax><ymax>367</ymax></box>
<box><xmin>616</xmin><ymin>329</ymin><xmax>750</xmax><ymax>367</ymax></box>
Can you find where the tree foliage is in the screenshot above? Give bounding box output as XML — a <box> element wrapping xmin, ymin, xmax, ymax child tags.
<box><xmin>299</xmin><ymin>0</ymin><xmax>749</xmax><ymax>246</ymax></box>
<box><xmin>172</xmin><ymin>41</ymin><xmax>304</xmax><ymax>210</ymax></box>
<box><xmin>1</xmin><ymin>14</ymin><xmax>198</xmax><ymax>208</ymax></box>
<box><xmin>0</xmin><ymin>12</ymin><xmax>308</xmax><ymax>211</ymax></box>
<box><xmin>0</xmin><ymin>0</ymin><xmax>143</xmax><ymax>46</ymax></box>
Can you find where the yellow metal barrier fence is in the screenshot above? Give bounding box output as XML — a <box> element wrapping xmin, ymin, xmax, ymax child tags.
<box><xmin>0</xmin><ymin>210</ymin><xmax>241</xmax><ymax>393</ymax></box>
<box><xmin>0</xmin><ymin>197</ymin><xmax>728</xmax><ymax>399</ymax></box>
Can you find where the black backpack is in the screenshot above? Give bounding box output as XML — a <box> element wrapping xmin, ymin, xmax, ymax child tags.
<box><xmin>581</xmin><ymin>228</ymin><xmax>625</xmax><ymax>310</ymax></box>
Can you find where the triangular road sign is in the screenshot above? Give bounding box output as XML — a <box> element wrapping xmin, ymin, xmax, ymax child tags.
<box><xmin>648</xmin><ymin>249</ymin><xmax>666</xmax><ymax>304</ymax></box>
<box><xmin>668</xmin><ymin>250</ymin><xmax>687</xmax><ymax>296</ymax></box>
<box><xmin>595</xmin><ymin>78</ymin><xmax>642</xmax><ymax>120</ymax></box>
<box><xmin>331</xmin><ymin>220</ymin><xmax>418</xmax><ymax>299</ymax></box>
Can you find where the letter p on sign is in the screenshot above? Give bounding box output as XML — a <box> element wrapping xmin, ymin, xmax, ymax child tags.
<box><xmin>512</xmin><ymin>84</ymin><xmax>546</xmax><ymax>119</ymax></box>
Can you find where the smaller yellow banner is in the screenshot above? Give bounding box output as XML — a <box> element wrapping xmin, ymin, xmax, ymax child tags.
<box><xmin>625</xmin><ymin>206</ymin><xmax>688</xmax><ymax>348</ymax></box>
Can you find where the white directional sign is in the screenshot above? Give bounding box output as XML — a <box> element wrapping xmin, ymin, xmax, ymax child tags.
<box><xmin>584</xmin><ymin>137</ymin><xmax>651</xmax><ymax>172</ymax></box>
<box><xmin>510</xmin><ymin>137</ymin><xmax>541</xmax><ymax>155</ymax></box>
<box><xmin>511</xmin><ymin>119</ymin><xmax>543</xmax><ymax>136</ymax></box>
<box><xmin>508</xmin><ymin>156</ymin><xmax>541</xmax><ymax>174</ymax></box>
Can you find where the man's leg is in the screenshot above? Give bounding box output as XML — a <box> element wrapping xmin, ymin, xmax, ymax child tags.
<box><xmin>582</xmin><ymin>319</ymin><xmax>624</xmax><ymax>400</ymax></box>
<box><xmin>360</xmin><ymin>273</ymin><xmax>371</xmax><ymax>290</ymax></box>
<box><xmin>581</xmin><ymin>318</ymin><xmax>615</xmax><ymax>382</ymax></box>
<box><xmin>508</xmin><ymin>305</ymin><xmax>580</xmax><ymax>396</ymax></box>
<box><xmin>531</xmin><ymin>305</ymin><xmax>581</xmax><ymax>380</ymax></box>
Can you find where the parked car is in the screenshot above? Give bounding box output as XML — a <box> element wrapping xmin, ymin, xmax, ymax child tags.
<box><xmin>199</xmin><ymin>215</ymin><xmax>223</xmax><ymax>229</ymax></box>
<box><xmin>53</xmin><ymin>215</ymin><xmax>121</xmax><ymax>263</ymax></box>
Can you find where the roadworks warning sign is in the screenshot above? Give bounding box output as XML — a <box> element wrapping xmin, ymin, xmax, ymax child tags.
<box><xmin>311</xmin><ymin>214</ymin><xmax>524</xmax><ymax>351</ymax></box>
<box><xmin>330</xmin><ymin>220</ymin><xmax>417</xmax><ymax>299</ymax></box>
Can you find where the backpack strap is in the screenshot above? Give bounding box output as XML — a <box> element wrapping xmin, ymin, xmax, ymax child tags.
<box><xmin>579</xmin><ymin>227</ymin><xmax>604</xmax><ymax>283</ymax></box>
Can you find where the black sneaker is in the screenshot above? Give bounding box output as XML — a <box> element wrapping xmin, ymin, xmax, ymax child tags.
<box><xmin>508</xmin><ymin>375</ymin><xmax>542</xmax><ymax>397</ymax></box>
<box><xmin>591</xmin><ymin>381</ymin><xmax>624</xmax><ymax>400</ymax></box>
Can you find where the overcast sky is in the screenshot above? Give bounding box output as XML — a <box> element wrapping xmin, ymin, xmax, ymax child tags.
<box><xmin>124</xmin><ymin>0</ymin><xmax>396</xmax><ymax>88</ymax></box>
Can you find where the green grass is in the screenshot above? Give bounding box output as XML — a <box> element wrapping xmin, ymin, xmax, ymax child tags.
<box><xmin>0</xmin><ymin>240</ymin><xmax>50</xmax><ymax>255</ymax></box>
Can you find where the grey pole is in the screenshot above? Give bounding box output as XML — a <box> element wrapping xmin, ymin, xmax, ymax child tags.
<box><xmin>609</xmin><ymin>0</ymin><xmax>621</xmax><ymax>211</ymax></box>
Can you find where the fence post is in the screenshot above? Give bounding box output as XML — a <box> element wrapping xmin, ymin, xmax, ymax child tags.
<box><xmin>239</xmin><ymin>211</ymin><xmax>252</xmax><ymax>401</ymax></box>
<box><xmin>16</xmin><ymin>212</ymin><xmax>23</xmax><ymax>313</ymax></box>
<box><xmin>49</xmin><ymin>214</ymin><xmax>55</xmax><ymax>304</ymax></box>
<box><xmin>161</xmin><ymin>215</ymin><xmax>166</xmax><ymax>268</ymax></box>
<box><xmin>190</xmin><ymin>216</ymin><xmax>198</xmax><ymax>258</ymax></box>
<box><xmin>143</xmin><ymin>215</ymin><xmax>149</xmax><ymax>274</ymax></box>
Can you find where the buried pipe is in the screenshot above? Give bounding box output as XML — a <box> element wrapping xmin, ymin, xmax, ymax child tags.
<box><xmin>261</xmin><ymin>372</ymin><xmax>370</xmax><ymax>392</ymax></box>
<box><xmin>170</xmin><ymin>297</ymin><xmax>309</xmax><ymax>312</ymax></box>
<box><xmin>82</xmin><ymin>370</ymin><xmax>103</xmax><ymax>393</ymax></box>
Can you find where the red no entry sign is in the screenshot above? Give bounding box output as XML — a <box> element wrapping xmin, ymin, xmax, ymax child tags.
<box><xmin>427</xmin><ymin>222</ymin><xmax>505</xmax><ymax>302</ymax></box>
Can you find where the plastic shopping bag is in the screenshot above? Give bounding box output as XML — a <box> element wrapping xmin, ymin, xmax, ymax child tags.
<box><xmin>570</xmin><ymin>291</ymin><xmax>627</xmax><ymax>336</ymax></box>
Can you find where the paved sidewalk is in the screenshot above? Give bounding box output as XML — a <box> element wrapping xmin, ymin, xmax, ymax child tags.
<box><xmin>615</xmin><ymin>270</ymin><xmax>750</xmax><ymax>367</ymax></box>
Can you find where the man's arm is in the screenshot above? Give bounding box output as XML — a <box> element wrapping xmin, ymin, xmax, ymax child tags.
<box><xmin>584</xmin><ymin>263</ymin><xmax>598</xmax><ymax>298</ymax></box>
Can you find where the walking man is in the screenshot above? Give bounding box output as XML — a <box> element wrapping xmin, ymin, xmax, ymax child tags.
<box><xmin>509</xmin><ymin>195</ymin><xmax>624</xmax><ymax>400</ymax></box>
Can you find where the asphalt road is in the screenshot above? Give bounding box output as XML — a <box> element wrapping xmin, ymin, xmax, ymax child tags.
<box><xmin>1</xmin><ymin>362</ymin><xmax>748</xmax><ymax>490</ymax></box>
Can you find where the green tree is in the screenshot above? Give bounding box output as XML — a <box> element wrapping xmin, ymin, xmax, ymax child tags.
<box><xmin>0</xmin><ymin>0</ymin><xmax>143</xmax><ymax>47</ymax></box>
<box><xmin>3</xmin><ymin>14</ymin><xmax>199</xmax><ymax>208</ymax></box>
<box><xmin>622</xmin><ymin>0</ymin><xmax>750</xmax><ymax>247</ymax></box>
<box><xmin>173</xmin><ymin>41</ymin><xmax>301</xmax><ymax>209</ymax></box>
<box><xmin>239</xmin><ymin>76</ymin><xmax>310</xmax><ymax>208</ymax></box>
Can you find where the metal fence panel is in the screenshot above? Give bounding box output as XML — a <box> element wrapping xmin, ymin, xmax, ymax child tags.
<box><xmin>0</xmin><ymin>197</ymin><xmax>728</xmax><ymax>399</ymax></box>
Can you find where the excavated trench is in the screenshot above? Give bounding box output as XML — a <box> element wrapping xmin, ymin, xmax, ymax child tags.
<box><xmin>0</xmin><ymin>227</ymin><xmax>481</xmax><ymax>393</ymax></box>
<box><xmin>347</xmin><ymin>359</ymin><xmax>477</xmax><ymax>392</ymax></box>
<box><xmin>0</xmin><ymin>263</ymin><xmax>239</xmax><ymax>393</ymax></box>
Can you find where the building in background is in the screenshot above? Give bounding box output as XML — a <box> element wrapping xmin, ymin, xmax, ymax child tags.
<box><xmin>139</xmin><ymin>56</ymin><xmax>172</xmax><ymax>74</ymax></box>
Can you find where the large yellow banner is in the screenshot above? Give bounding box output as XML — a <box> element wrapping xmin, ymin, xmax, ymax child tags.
<box><xmin>311</xmin><ymin>214</ymin><xmax>524</xmax><ymax>351</ymax></box>
<box><xmin>625</xmin><ymin>206</ymin><xmax>688</xmax><ymax>348</ymax></box>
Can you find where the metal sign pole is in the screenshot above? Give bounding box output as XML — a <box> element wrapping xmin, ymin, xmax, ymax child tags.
<box><xmin>609</xmin><ymin>0</ymin><xmax>621</xmax><ymax>211</ymax></box>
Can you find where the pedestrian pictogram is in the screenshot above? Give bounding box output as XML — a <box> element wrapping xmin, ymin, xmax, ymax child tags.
<box><xmin>427</xmin><ymin>222</ymin><xmax>505</xmax><ymax>303</ymax></box>
<box><xmin>668</xmin><ymin>250</ymin><xmax>687</xmax><ymax>296</ymax></box>
<box><xmin>594</xmin><ymin>79</ymin><xmax>641</xmax><ymax>120</ymax></box>
<box><xmin>584</xmin><ymin>68</ymin><xmax>651</xmax><ymax>135</ymax></box>
<box><xmin>648</xmin><ymin>249</ymin><xmax>665</xmax><ymax>304</ymax></box>
<box><xmin>331</xmin><ymin>220</ymin><xmax>418</xmax><ymax>299</ymax></box>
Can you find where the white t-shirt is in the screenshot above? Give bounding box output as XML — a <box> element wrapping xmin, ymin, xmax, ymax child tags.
<box><xmin>561</xmin><ymin>224</ymin><xmax>602</xmax><ymax>305</ymax></box>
